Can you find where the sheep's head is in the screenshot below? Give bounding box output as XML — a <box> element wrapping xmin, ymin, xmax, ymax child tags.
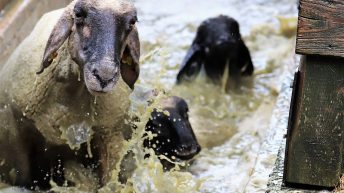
<box><xmin>37</xmin><ymin>0</ymin><xmax>140</xmax><ymax>94</ymax></box>
<box><xmin>144</xmin><ymin>96</ymin><xmax>201</xmax><ymax>163</ymax></box>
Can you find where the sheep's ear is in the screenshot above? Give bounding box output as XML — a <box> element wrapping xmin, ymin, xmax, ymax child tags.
<box><xmin>37</xmin><ymin>10</ymin><xmax>73</xmax><ymax>74</ymax></box>
<box><xmin>238</xmin><ymin>40</ymin><xmax>254</xmax><ymax>76</ymax></box>
<box><xmin>121</xmin><ymin>27</ymin><xmax>140</xmax><ymax>89</ymax></box>
<box><xmin>176</xmin><ymin>44</ymin><xmax>203</xmax><ymax>84</ymax></box>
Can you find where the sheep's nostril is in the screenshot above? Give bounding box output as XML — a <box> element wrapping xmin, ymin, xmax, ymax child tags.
<box><xmin>176</xmin><ymin>143</ymin><xmax>201</xmax><ymax>158</ymax></box>
<box><xmin>91</xmin><ymin>68</ymin><xmax>118</xmax><ymax>89</ymax></box>
<box><xmin>188</xmin><ymin>145</ymin><xmax>198</xmax><ymax>155</ymax></box>
<box><xmin>92</xmin><ymin>69</ymin><xmax>100</xmax><ymax>81</ymax></box>
<box><xmin>92</xmin><ymin>69</ymin><xmax>98</xmax><ymax>76</ymax></box>
<box><xmin>195</xmin><ymin>144</ymin><xmax>201</xmax><ymax>153</ymax></box>
<box><xmin>92</xmin><ymin>69</ymin><xmax>107</xmax><ymax>88</ymax></box>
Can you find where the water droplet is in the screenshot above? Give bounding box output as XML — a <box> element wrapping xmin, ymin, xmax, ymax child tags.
<box><xmin>94</xmin><ymin>97</ymin><xmax>97</xmax><ymax>105</ymax></box>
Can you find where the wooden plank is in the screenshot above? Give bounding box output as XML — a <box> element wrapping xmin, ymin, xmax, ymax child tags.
<box><xmin>284</xmin><ymin>55</ymin><xmax>344</xmax><ymax>188</ymax></box>
<box><xmin>0</xmin><ymin>0</ymin><xmax>11</xmax><ymax>11</ymax></box>
<box><xmin>296</xmin><ymin>0</ymin><xmax>344</xmax><ymax>57</ymax></box>
<box><xmin>0</xmin><ymin>0</ymin><xmax>71</xmax><ymax>67</ymax></box>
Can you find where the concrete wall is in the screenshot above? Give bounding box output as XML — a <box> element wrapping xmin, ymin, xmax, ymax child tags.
<box><xmin>0</xmin><ymin>0</ymin><xmax>71</xmax><ymax>68</ymax></box>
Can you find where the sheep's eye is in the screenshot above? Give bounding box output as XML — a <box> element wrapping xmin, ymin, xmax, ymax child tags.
<box><xmin>183</xmin><ymin>112</ymin><xmax>189</xmax><ymax>119</ymax></box>
<box><xmin>75</xmin><ymin>12</ymin><xmax>83</xmax><ymax>18</ymax></box>
<box><xmin>130</xmin><ymin>18</ymin><xmax>137</xmax><ymax>25</ymax></box>
<box><xmin>74</xmin><ymin>7</ymin><xmax>87</xmax><ymax>21</ymax></box>
<box><xmin>182</xmin><ymin>107</ymin><xmax>189</xmax><ymax>118</ymax></box>
<box><xmin>128</xmin><ymin>16</ymin><xmax>138</xmax><ymax>30</ymax></box>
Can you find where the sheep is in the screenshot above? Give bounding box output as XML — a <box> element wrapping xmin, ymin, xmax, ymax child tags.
<box><xmin>143</xmin><ymin>96</ymin><xmax>201</xmax><ymax>170</ymax></box>
<box><xmin>119</xmin><ymin>95</ymin><xmax>201</xmax><ymax>184</ymax></box>
<box><xmin>0</xmin><ymin>0</ymin><xmax>140</xmax><ymax>189</ymax></box>
<box><xmin>176</xmin><ymin>15</ymin><xmax>254</xmax><ymax>91</ymax></box>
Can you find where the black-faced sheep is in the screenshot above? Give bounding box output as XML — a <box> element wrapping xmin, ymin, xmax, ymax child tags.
<box><xmin>177</xmin><ymin>15</ymin><xmax>254</xmax><ymax>91</ymax></box>
<box><xmin>143</xmin><ymin>96</ymin><xmax>201</xmax><ymax>169</ymax></box>
<box><xmin>119</xmin><ymin>95</ymin><xmax>201</xmax><ymax>183</ymax></box>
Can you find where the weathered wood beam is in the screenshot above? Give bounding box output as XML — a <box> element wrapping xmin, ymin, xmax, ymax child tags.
<box><xmin>0</xmin><ymin>0</ymin><xmax>11</xmax><ymax>11</ymax></box>
<box><xmin>0</xmin><ymin>0</ymin><xmax>71</xmax><ymax>68</ymax></box>
<box><xmin>296</xmin><ymin>0</ymin><xmax>344</xmax><ymax>57</ymax></box>
<box><xmin>284</xmin><ymin>55</ymin><xmax>344</xmax><ymax>188</ymax></box>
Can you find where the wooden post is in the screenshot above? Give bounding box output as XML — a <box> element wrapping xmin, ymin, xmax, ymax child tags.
<box><xmin>296</xmin><ymin>0</ymin><xmax>344</xmax><ymax>57</ymax></box>
<box><xmin>0</xmin><ymin>0</ymin><xmax>11</xmax><ymax>11</ymax></box>
<box><xmin>0</xmin><ymin>0</ymin><xmax>71</xmax><ymax>67</ymax></box>
<box><xmin>284</xmin><ymin>0</ymin><xmax>344</xmax><ymax>188</ymax></box>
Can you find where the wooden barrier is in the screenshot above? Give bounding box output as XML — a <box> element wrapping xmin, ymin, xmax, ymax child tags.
<box><xmin>284</xmin><ymin>0</ymin><xmax>344</xmax><ymax>188</ymax></box>
<box><xmin>0</xmin><ymin>0</ymin><xmax>11</xmax><ymax>11</ymax></box>
<box><xmin>0</xmin><ymin>0</ymin><xmax>70</xmax><ymax>67</ymax></box>
<box><xmin>296</xmin><ymin>0</ymin><xmax>344</xmax><ymax>57</ymax></box>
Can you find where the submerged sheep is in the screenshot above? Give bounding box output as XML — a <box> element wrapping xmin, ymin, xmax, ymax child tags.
<box><xmin>0</xmin><ymin>0</ymin><xmax>140</xmax><ymax>189</ymax></box>
<box><xmin>177</xmin><ymin>15</ymin><xmax>254</xmax><ymax>91</ymax></box>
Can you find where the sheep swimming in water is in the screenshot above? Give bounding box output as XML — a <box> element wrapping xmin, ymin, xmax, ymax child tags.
<box><xmin>177</xmin><ymin>15</ymin><xmax>254</xmax><ymax>91</ymax></box>
<box><xmin>119</xmin><ymin>95</ymin><xmax>201</xmax><ymax>183</ymax></box>
<box><xmin>143</xmin><ymin>96</ymin><xmax>201</xmax><ymax>169</ymax></box>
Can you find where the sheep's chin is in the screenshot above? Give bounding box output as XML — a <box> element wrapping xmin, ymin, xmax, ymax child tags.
<box><xmin>86</xmin><ymin>85</ymin><xmax>116</xmax><ymax>96</ymax></box>
<box><xmin>88</xmin><ymin>89</ymin><xmax>108</xmax><ymax>96</ymax></box>
<box><xmin>85</xmin><ymin>80</ymin><xmax>117</xmax><ymax>95</ymax></box>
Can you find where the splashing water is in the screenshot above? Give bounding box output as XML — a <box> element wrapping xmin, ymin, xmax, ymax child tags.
<box><xmin>55</xmin><ymin>0</ymin><xmax>297</xmax><ymax>192</ymax></box>
<box><xmin>113</xmin><ymin>91</ymin><xmax>204</xmax><ymax>193</ymax></box>
<box><xmin>119</xmin><ymin>0</ymin><xmax>298</xmax><ymax>193</ymax></box>
<box><xmin>0</xmin><ymin>0</ymin><xmax>298</xmax><ymax>192</ymax></box>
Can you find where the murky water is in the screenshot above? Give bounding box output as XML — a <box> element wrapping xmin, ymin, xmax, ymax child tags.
<box><xmin>130</xmin><ymin>0</ymin><xmax>297</xmax><ymax>193</ymax></box>
<box><xmin>0</xmin><ymin>0</ymin><xmax>298</xmax><ymax>192</ymax></box>
<box><xmin>76</xmin><ymin>0</ymin><xmax>300</xmax><ymax>192</ymax></box>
